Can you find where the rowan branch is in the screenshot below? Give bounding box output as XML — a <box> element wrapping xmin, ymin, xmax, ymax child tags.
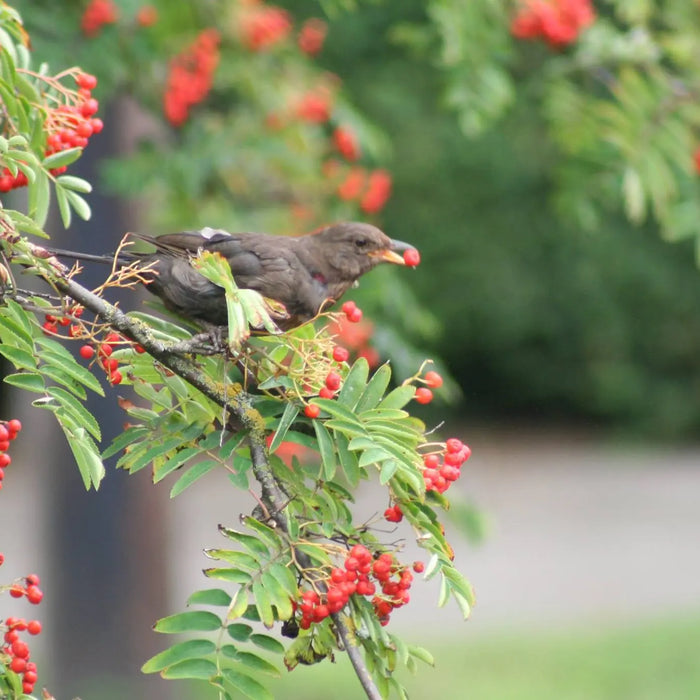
<box><xmin>51</xmin><ymin>271</ymin><xmax>383</xmax><ymax>700</ymax></box>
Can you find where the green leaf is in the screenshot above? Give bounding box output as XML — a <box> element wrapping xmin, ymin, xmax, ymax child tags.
<box><xmin>204</xmin><ymin>568</ymin><xmax>252</xmax><ymax>585</ymax></box>
<box><xmin>356</xmin><ymin>363</ymin><xmax>392</xmax><ymax>412</ymax></box>
<box><xmin>42</xmin><ymin>147</ymin><xmax>83</xmax><ymax>169</ymax></box>
<box><xmin>161</xmin><ymin>658</ymin><xmax>217</xmax><ymax>680</ymax></box>
<box><xmin>4</xmin><ymin>371</ymin><xmax>44</xmax><ymax>392</ymax></box>
<box><xmin>40</xmin><ymin>364</ymin><xmax>87</xmax><ymax>399</ymax></box>
<box><xmin>154</xmin><ymin>611</ymin><xmax>222</xmax><ymax>633</ymax></box>
<box><xmin>229</xmin><ymin>587</ymin><xmax>250</xmax><ymax>620</ymax></box>
<box><xmin>379</xmin><ymin>460</ymin><xmax>399</xmax><ymax>484</ymax></box>
<box><xmin>153</xmin><ymin>446</ymin><xmax>201</xmax><ymax>483</ymax></box>
<box><xmin>335</xmin><ymin>433</ymin><xmax>361</xmax><ymax>486</ymax></box>
<box><xmin>63</xmin><ymin>426</ymin><xmax>105</xmax><ymax>490</ymax></box>
<box><xmin>268</xmin><ymin>402</ymin><xmax>298</xmax><ymax>453</ymax></box>
<box><xmin>46</xmin><ymin>386</ymin><xmax>101</xmax><ymax>441</ymax></box>
<box><xmin>261</xmin><ymin>570</ymin><xmax>293</xmax><ymax>620</ymax></box>
<box><xmin>249</xmin><ymin>634</ymin><xmax>285</xmax><ymax>655</ymax></box>
<box><xmin>38</xmin><ymin>345</ymin><xmax>104</xmax><ymax>395</ymax></box>
<box><xmin>28</xmin><ymin>170</ymin><xmax>50</xmax><ymax>227</ymax></box>
<box><xmin>102</xmin><ymin>426</ymin><xmax>151</xmax><ymax>459</ymax></box>
<box><xmin>206</xmin><ymin>549</ymin><xmax>260</xmax><ymax>571</ymax></box>
<box><xmin>267</xmin><ymin>563</ymin><xmax>298</xmax><ymax>599</ymax></box>
<box><xmin>55</xmin><ymin>182</ymin><xmax>71</xmax><ymax>228</ymax></box>
<box><xmin>407</xmin><ymin>644</ymin><xmax>435</xmax><ymax>667</ymax></box>
<box><xmin>358</xmin><ymin>447</ymin><xmax>394</xmax><ymax>467</ymax></box>
<box><xmin>56</xmin><ymin>174</ymin><xmax>92</xmax><ymax>193</ymax></box>
<box><xmin>0</xmin><ymin>344</ymin><xmax>36</xmax><ymax>370</ymax></box>
<box><xmin>64</xmin><ymin>188</ymin><xmax>92</xmax><ymax>221</ymax></box>
<box><xmin>222</xmin><ymin>668</ymin><xmax>274</xmax><ymax>700</ymax></box>
<box><xmin>219</xmin><ymin>528</ymin><xmax>271</xmax><ymax>558</ymax></box>
<box><xmin>336</xmin><ymin>357</ymin><xmax>369</xmax><ymax>409</ymax></box>
<box><xmin>227</xmin><ymin>649</ymin><xmax>281</xmax><ymax>677</ymax></box>
<box><xmin>252</xmin><ymin>581</ymin><xmax>275</xmax><ymax>628</ymax></box>
<box><xmin>170</xmin><ymin>459</ymin><xmax>219</xmax><ymax>497</ymax></box>
<box><xmin>187</xmin><ymin>588</ymin><xmax>232</xmax><ymax>607</ymax></box>
<box><xmin>227</xmin><ymin>623</ymin><xmax>253</xmax><ymax>641</ymax></box>
<box><xmin>313</xmin><ymin>419</ymin><xmax>336</xmax><ymax>480</ymax></box>
<box><xmin>379</xmin><ymin>384</ymin><xmax>416</xmax><ymax>409</ymax></box>
<box><xmin>142</xmin><ymin>639</ymin><xmax>217</xmax><ymax>673</ymax></box>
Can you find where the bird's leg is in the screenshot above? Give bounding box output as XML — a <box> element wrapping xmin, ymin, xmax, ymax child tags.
<box><xmin>164</xmin><ymin>331</ymin><xmax>225</xmax><ymax>356</ymax></box>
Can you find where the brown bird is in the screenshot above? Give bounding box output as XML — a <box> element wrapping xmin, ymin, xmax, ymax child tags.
<box><xmin>52</xmin><ymin>222</ymin><xmax>415</xmax><ymax>329</ymax></box>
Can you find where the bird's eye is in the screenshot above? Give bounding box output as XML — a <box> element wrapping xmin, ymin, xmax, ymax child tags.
<box><xmin>354</xmin><ymin>238</ymin><xmax>368</xmax><ymax>248</ymax></box>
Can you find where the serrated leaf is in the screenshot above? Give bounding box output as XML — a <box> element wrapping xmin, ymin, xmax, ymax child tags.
<box><xmin>154</xmin><ymin>611</ymin><xmax>222</xmax><ymax>633</ymax></box>
<box><xmin>63</xmin><ymin>426</ymin><xmax>105</xmax><ymax>490</ymax></box>
<box><xmin>4</xmin><ymin>371</ymin><xmax>44</xmax><ymax>392</ymax></box>
<box><xmin>0</xmin><ymin>344</ymin><xmax>36</xmax><ymax>370</ymax></box>
<box><xmin>47</xmin><ymin>386</ymin><xmax>101</xmax><ymax>440</ymax></box>
<box><xmin>219</xmin><ymin>529</ymin><xmax>270</xmax><ymax>558</ymax></box>
<box><xmin>358</xmin><ymin>447</ymin><xmax>394</xmax><ymax>467</ymax></box>
<box><xmin>170</xmin><ymin>459</ymin><xmax>219</xmax><ymax>497</ymax></box>
<box><xmin>187</xmin><ymin>588</ymin><xmax>232</xmax><ymax>607</ymax></box>
<box><xmin>153</xmin><ymin>446</ymin><xmax>201</xmax><ymax>483</ymax></box>
<box><xmin>161</xmin><ymin>658</ymin><xmax>217</xmax><ymax>680</ymax></box>
<box><xmin>379</xmin><ymin>460</ymin><xmax>399</xmax><ymax>484</ymax></box>
<box><xmin>206</xmin><ymin>549</ymin><xmax>260</xmax><ymax>571</ymax></box>
<box><xmin>242</xmin><ymin>517</ymin><xmax>282</xmax><ymax>551</ymax></box>
<box><xmin>40</xmin><ymin>365</ymin><xmax>87</xmax><ymax>399</ymax></box>
<box><xmin>39</xmin><ymin>346</ymin><xmax>104</xmax><ymax>395</ymax></box>
<box><xmin>313</xmin><ymin>419</ymin><xmax>336</xmax><ymax>480</ymax></box>
<box><xmin>142</xmin><ymin>639</ymin><xmax>217</xmax><ymax>673</ymax></box>
<box><xmin>102</xmin><ymin>426</ymin><xmax>150</xmax><ymax>459</ymax></box>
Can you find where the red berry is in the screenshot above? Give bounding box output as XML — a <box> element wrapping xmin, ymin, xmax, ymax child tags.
<box><xmin>80</xmin><ymin>98</ymin><xmax>99</xmax><ymax>117</ymax></box>
<box><xmin>7</xmin><ymin>419</ymin><xmax>20</xmax><ymax>435</ymax></box>
<box><xmin>423</xmin><ymin>453</ymin><xmax>440</xmax><ymax>469</ymax></box>
<box><xmin>9</xmin><ymin>656</ymin><xmax>26</xmax><ymax>673</ymax></box>
<box><xmin>325</xmin><ymin>371</ymin><xmax>341</xmax><ymax>391</ymax></box>
<box><xmin>109</xmin><ymin>370</ymin><xmax>123</xmax><ymax>385</ymax></box>
<box><xmin>444</xmin><ymin>451</ymin><xmax>464</xmax><ymax>467</ymax></box>
<box><xmin>341</xmin><ymin>301</ymin><xmax>357</xmax><ymax>315</ymax></box>
<box><xmin>76</xmin><ymin>72</ymin><xmax>98</xmax><ymax>90</ymax></box>
<box><xmin>0</xmin><ymin>552</ymin><xmax>4</xmax><ymax>565</ymax></box>
<box><xmin>440</xmin><ymin>465</ymin><xmax>460</xmax><ymax>482</ymax></box>
<box><xmin>445</xmin><ymin>438</ymin><xmax>463</xmax><ymax>453</ymax></box>
<box><xmin>137</xmin><ymin>5</ymin><xmax>158</xmax><ymax>27</ymax></box>
<box><xmin>0</xmin><ymin>453</ymin><xmax>10</xmax><ymax>468</ymax></box>
<box><xmin>403</xmin><ymin>249</ymin><xmax>421</xmax><ymax>267</ymax></box>
<box><xmin>332</xmin><ymin>346</ymin><xmax>350</xmax><ymax>363</ymax></box>
<box><xmin>412</xmin><ymin>561</ymin><xmax>425</xmax><ymax>573</ymax></box>
<box><xmin>25</xmin><ymin>574</ymin><xmax>40</xmax><ymax>586</ymax></box>
<box><xmin>9</xmin><ymin>585</ymin><xmax>24</xmax><ymax>598</ymax></box>
<box><xmin>26</xmin><ymin>585</ymin><xmax>43</xmax><ymax>604</ymax></box>
<box><xmin>27</xmin><ymin>620</ymin><xmax>42</xmax><ymax>635</ymax></box>
<box><xmin>134</xmin><ymin>344</ymin><xmax>146</xmax><ymax>354</ymax></box>
<box><xmin>4</xmin><ymin>629</ymin><xmax>18</xmax><ymax>643</ymax></box>
<box><xmin>318</xmin><ymin>386</ymin><xmax>335</xmax><ymax>399</ymax></box>
<box><xmin>104</xmin><ymin>358</ymin><xmax>119</xmax><ymax>372</ymax></box>
<box><xmin>312</xmin><ymin>604</ymin><xmax>330</xmax><ymax>622</ymax></box>
<box><xmin>414</xmin><ymin>387</ymin><xmax>433</xmax><ymax>404</ymax></box>
<box><xmin>0</xmin><ymin>425</ymin><xmax>8</xmax><ymax>441</ymax></box>
<box><xmin>23</xmin><ymin>670</ymin><xmax>38</xmax><ymax>683</ymax></box>
<box><xmin>424</xmin><ymin>370</ymin><xmax>443</xmax><ymax>388</ymax></box>
<box><xmin>304</xmin><ymin>403</ymin><xmax>320</xmax><ymax>419</ymax></box>
<box><xmin>11</xmin><ymin>640</ymin><xmax>29</xmax><ymax>658</ymax></box>
<box><xmin>79</xmin><ymin>345</ymin><xmax>95</xmax><ymax>360</ymax></box>
<box><xmin>22</xmin><ymin>683</ymin><xmax>35</xmax><ymax>694</ymax></box>
<box><xmin>344</xmin><ymin>556</ymin><xmax>360</xmax><ymax>572</ymax></box>
<box><xmin>330</xmin><ymin>567</ymin><xmax>346</xmax><ymax>584</ymax></box>
<box><xmin>346</xmin><ymin>307</ymin><xmax>363</xmax><ymax>323</ymax></box>
<box><xmin>98</xmin><ymin>344</ymin><xmax>113</xmax><ymax>358</ymax></box>
<box><xmin>91</xmin><ymin>117</ymin><xmax>104</xmax><ymax>134</ymax></box>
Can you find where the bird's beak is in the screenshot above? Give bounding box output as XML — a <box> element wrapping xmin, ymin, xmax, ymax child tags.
<box><xmin>369</xmin><ymin>238</ymin><xmax>415</xmax><ymax>265</ymax></box>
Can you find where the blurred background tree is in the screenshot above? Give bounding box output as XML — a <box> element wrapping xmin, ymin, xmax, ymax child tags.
<box><xmin>16</xmin><ymin>0</ymin><xmax>700</xmax><ymax>442</ymax></box>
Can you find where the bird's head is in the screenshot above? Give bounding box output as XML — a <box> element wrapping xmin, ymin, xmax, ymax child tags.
<box><xmin>303</xmin><ymin>222</ymin><xmax>415</xmax><ymax>282</ymax></box>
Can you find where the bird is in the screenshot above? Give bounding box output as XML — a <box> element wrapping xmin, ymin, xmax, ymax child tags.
<box><xmin>50</xmin><ymin>222</ymin><xmax>415</xmax><ymax>330</ymax></box>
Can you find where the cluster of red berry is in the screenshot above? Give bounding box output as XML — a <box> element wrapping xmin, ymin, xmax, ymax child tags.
<box><xmin>41</xmin><ymin>304</ymin><xmax>84</xmax><ymax>337</ymax></box>
<box><xmin>414</xmin><ymin>369</ymin><xmax>443</xmax><ymax>406</ymax></box>
<box><xmin>303</xmin><ymin>346</ymin><xmax>350</xmax><ymax>418</ymax></box>
<box><xmin>294</xmin><ymin>86</ymin><xmax>334</xmax><ymax>124</ymax></box>
<box><xmin>297</xmin><ymin>18</ymin><xmax>327</xmax><ymax>56</ymax></box>
<box><xmin>297</xmin><ymin>546</ymin><xmax>418</xmax><ymax>629</ymax></box>
<box><xmin>163</xmin><ymin>29</ymin><xmax>221</xmax><ymax>127</ymax></box>
<box><xmin>333</xmin><ymin>127</ymin><xmax>360</xmax><ymax>161</ymax></box>
<box><xmin>81</xmin><ymin>0</ymin><xmax>118</xmax><ymax>37</ymax></box>
<box><xmin>328</xmin><ymin>313</ymin><xmax>380</xmax><ymax>370</ymax></box>
<box><xmin>239</xmin><ymin>3</ymin><xmax>292</xmax><ymax>51</ymax></box>
<box><xmin>78</xmin><ymin>331</ymin><xmax>144</xmax><ymax>386</ymax></box>
<box><xmin>0</xmin><ymin>420</ymin><xmax>22</xmax><ymax>491</ymax></box>
<box><xmin>0</xmin><ymin>73</ymin><xmax>102</xmax><ymax>194</ymax></box>
<box><xmin>421</xmin><ymin>438</ymin><xmax>471</xmax><ymax>495</ymax></box>
<box><xmin>511</xmin><ymin>0</ymin><xmax>595</xmax><ymax>48</ymax></box>
<box><xmin>1</xmin><ymin>562</ymin><xmax>43</xmax><ymax>696</ymax></box>
<box><xmin>333</xmin><ymin>165</ymin><xmax>394</xmax><ymax>215</ymax></box>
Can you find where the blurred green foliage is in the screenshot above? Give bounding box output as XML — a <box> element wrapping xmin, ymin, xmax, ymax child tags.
<box><xmin>311</xmin><ymin>1</ymin><xmax>700</xmax><ymax>436</ymax></box>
